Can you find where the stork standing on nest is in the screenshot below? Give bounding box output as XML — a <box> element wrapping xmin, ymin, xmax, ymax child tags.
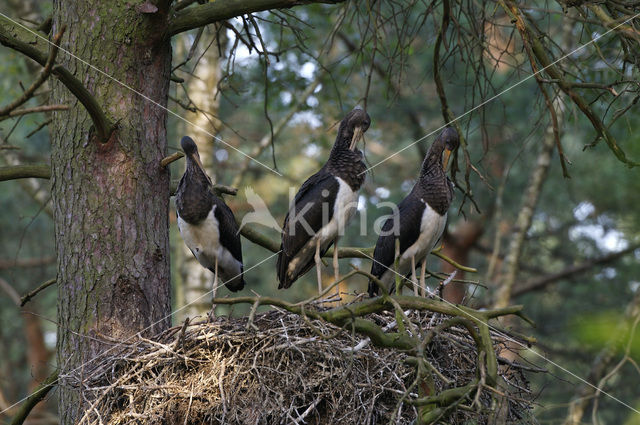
<box><xmin>368</xmin><ymin>127</ymin><xmax>459</xmax><ymax>297</ymax></box>
<box><xmin>175</xmin><ymin>136</ymin><xmax>245</xmax><ymax>297</ymax></box>
<box><xmin>277</xmin><ymin>106</ymin><xmax>371</xmax><ymax>293</ymax></box>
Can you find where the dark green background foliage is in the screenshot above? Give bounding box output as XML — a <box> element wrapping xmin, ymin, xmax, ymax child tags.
<box><xmin>1</xmin><ymin>0</ymin><xmax>639</xmax><ymax>423</ymax></box>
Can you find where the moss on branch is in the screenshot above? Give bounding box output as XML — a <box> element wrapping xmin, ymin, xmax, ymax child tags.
<box><xmin>212</xmin><ymin>294</ymin><xmax>528</xmax><ymax>355</ymax></box>
<box><xmin>0</xmin><ymin>164</ymin><xmax>50</xmax><ymax>181</ymax></box>
<box><xmin>168</xmin><ymin>0</ymin><xmax>346</xmax><ymax>37</ymax></box>
<box><xmin>9</xmin><ymin>371</ymin><xmax>58</xmax><ymax>425</ymax></box>
<box><xmin>211</xmin><ymin>293</ymin><xmax>531</xmax><ymax>423</ymax></box>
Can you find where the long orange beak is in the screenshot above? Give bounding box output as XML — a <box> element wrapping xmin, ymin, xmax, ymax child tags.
<box><xmin>442</xmin><ymin>149</ymin><xmax>452</xmax><ymax>171</ymax></box>
<box><xmin>349</xmin><ymin>126</ymin><xmax>364</xmax><ymax>150</ymax></box>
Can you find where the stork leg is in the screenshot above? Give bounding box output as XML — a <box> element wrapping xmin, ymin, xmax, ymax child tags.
<box><xmin>315</xmin><ymin>239</ymin><xmax>323</xmax><ymax>294</ymax></box>
<box><xmin>209</xmin><ymin>257</ymin><xmax>219</xmax><ymax>321</ymax></box>
<box><xmin>333</xmin><ymin>241</ymin><xmax>340</xmax><ymax>297</ymax></box>
<box><xmin>213</xmin><ymin>256</ymin><xmax>219</xmax><ymax>299</ymax></box>
<box><xmin>411</xmin><ymin>255</ymin><xmax>418</xmax><ymax>296</ymax></box>
<box><xmin>420</xmin><ymin>257</ymin><xmax>427</xmax><ymax>297</ymax></box>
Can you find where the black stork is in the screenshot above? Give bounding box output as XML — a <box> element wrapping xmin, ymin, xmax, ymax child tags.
<box><xmin>175</xmin><ymin>136</ymin><xmax>245</xmax><ymax>296</ymax></box>
<box><xmin>277</xmin><ymin>106</ymin><xmax>371</xmax><ymax>293</ymax></box>
<box><xmin>368</xmin><ymin>127</ymin><xmax>459</xmax><ymax>297</ymax></box>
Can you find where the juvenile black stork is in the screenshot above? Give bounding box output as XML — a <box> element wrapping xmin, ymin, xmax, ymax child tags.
<box><xmin>368</xmin><ymin>127</ymin><xmax>459</xmax><ymax>297</ymax></box>
<box><xmin>277</xmin><ymin>106</ymin><xmax>371</xmax><ymax>293</ymax></box>
<box><xmin>175</xmin><ymin>136</ymin><xmax>245</xmax><ymax>295</ymax></box>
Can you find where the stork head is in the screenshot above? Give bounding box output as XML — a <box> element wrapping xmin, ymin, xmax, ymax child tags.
<box><xmin>181</xmin><ymin>136</ymin><xmax>198</xmax><ymax>156</ymax></box>
<box><xmin>439</xmin><ymin>127</ymin><xmax>459</xmax><ymax>171</ymax></box>
<box><xmin>337</xmin><ymin>106</ymin><xmax>371</xmax><ymax>151</ymax></box>
<box><xmin>181</xmin><ymin>136</ymin><xmax>211</xmax><ymax>183</ymax></box>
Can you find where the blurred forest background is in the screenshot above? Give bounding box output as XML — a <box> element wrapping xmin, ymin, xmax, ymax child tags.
<box><xmin>1</xmin><ymin>0</ymin><xmax>639</xmax><ymax>423</ymax></box>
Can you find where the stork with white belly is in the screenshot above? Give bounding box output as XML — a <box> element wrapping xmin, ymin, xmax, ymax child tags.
<box><xmin>175</xmin><ymin>136</ymin><xmax>245</xmax><ymax>297</ymax></box>
<box><xmin>277</xmin><ymin>106</ymin><xmax>371</xmax><ymax>293</ymax></box>
<box><xmin>368</xmin><ymin>127</ymin><xmax>459</xmax><ymax>297</ymax></box>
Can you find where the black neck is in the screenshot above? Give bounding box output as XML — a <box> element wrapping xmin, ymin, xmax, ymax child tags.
<box><xmin>329</xmin><ymin>119</ymin><xmax>358</xmax><ymax>157</ymax></box>
<box><xmin>420</xmin><ymin>136</ymin><xmax>446</xmax><ymax>179</ymax></box>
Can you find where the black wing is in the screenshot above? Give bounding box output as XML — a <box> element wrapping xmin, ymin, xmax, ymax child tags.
<box><xmin>368</xmin><ymin>194</ymin><xmax>425</xmax><ymax>296</ymax></box>
<box><xmin>277</xmin><ymin>171</ymin><xmax>339</xmax><ymax>288</ymax></box>
<box><xmin>213</xmin><ymin>195</ymin><xmax>245</xmax><ymax>291</ymax></box>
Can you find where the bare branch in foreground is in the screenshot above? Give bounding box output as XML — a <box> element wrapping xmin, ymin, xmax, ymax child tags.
<box><xmin>20</xmin><ymin>278</ymin><xmax>57</xmax><ymax>307</ymax></box>
<box><xmin>0</xmin><ymin>15</ymin><xmax>113</xmax><ymax>141</ymax></box>
<box><xmin>8</xmin><ymin>371</ymin><xmax>58</xmax><ymax>425</ymax></box>
<box><xmin>0</xmin><ymin>26</ymin><xmax>65</xmax><ymax>117</ymax></box>
<box><xmin>0</xmin><ymin>104</ymin><xmax>69</xmax><ymax>122</ymax></box>
<box><xmin>513</xmin><ymin>243</ymin><xmax>640</xmax><ymax>297</ymax></box>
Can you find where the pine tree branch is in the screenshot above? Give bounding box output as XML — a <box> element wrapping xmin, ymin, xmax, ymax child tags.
<box><xmin>0</xmin><ymin>257</ymin><xmax>55</xmax><ymax>270</ymax></box>
<box><xmin>9</xmin><ymin>371</ymin><xmax>58</xmax><ymax>425</ymax></box>
<box><xmin>0</xmin><ymin>164</ymin><xmax>50</xmax><ymax>181</ymax></box>
<box><xmin>0</xmin><ymin>15</ymin><xmax>113</xmax><ymax>141</ymax></box>
<box><xmin>0</xmin><ymin>104</ymin><xmax>69</xmax><ymax>122</ymax></box>
<box><xmin>513</xmin><ymin>243</ymin><xmax>640</xmax><ymax>297</ymax></box>
<box><xmin>168</xmin><ymin>0</ymin><xmax>346</xmax><ymax>37</ymax></box>
<box><xmin>0</xmin><ymin>26</ymin><xmax>65</xmax><ymax>117</ymax></box>
<box><xmin>499</xmin><ymin>1</ymin><xmax>639</xmax><ymax>167</ymax></box>
<box><xmin>231</xmin><ymin>77</ymin><xmax>322</xmax><ymax>188</ymax></box>
<box><xmin>20</xmin><ymin>278</ymin><xmax>57</xmax><ymax>307</ymax></box>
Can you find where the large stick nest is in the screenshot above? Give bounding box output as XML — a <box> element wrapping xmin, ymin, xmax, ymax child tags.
<box><xmin>69</xmin><ymin>307</ymin><xmax>537</xmax><ymax>424</ymax></box>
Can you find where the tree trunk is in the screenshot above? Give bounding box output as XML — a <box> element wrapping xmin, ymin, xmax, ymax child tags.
<box><xmin>50</xmin><ymin>2</ymin><xmax>172</xmax><ymax>423</ymax></box>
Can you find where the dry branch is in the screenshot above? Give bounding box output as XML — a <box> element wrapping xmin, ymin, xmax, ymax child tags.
<box><xmin>513</xmin><ymin>243</ymin><xmax>640</xmax><ymax>297</ymax></box>
<box><xmin>160</xmin><ymin>151</ymin><xmax>184</xmax><ymax>167</ymax></box>
<box><xmin>0</xmin><ymin>104</ymin><xmax>69</xmax><ymax>121</ymax></box>
<box><xmin>493</xmin><ymin>95</ymin><xmax>557</xmax><ymax>309</ymax></box>
<box><xmin>0</xmin><ymin>26</ymin><xmax>65</xmax><ymax>117</ymax></box>
<box><xmin>20</xmin><ymin>278</ymin><xmax>56</xmax><ymax>307</ymax></box>
<box><xmin>0</xmin><ymin>257</ymin><xmax>55</xmax><ymax>270</ymax></box>
<box><xmin>0</xmin><ymin>15</ymin><xmax>113</xmax><ymax>141</ymax></box>
<box><xmin>499</xmin><ymin>0</ymin><xmax>639</xmax><ymax>167</ymax></box>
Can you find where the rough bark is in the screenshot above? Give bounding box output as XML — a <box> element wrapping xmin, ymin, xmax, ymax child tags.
<box><xmin>50</xmin><ymin>2</ymin><xmax>172</xmax><ymax>423</ymax></box>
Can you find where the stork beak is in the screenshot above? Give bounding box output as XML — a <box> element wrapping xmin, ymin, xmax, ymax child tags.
<box><xmin>442</xmin><ymin>149</ymin><xmax>452</xmax><ymax>171</ymax></box>
<box><xmin>349</xmin><ymin>126</ymin><xmax>364</xmax><ymax>151</ymax></box>
<box><xmin>190</xmin><ymin>152</ymin><xmax>213</xmax><ymax>184</ymax></box>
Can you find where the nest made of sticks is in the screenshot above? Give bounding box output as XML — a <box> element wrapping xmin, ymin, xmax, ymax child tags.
<box><xmin>68</xmin><ymin>306</ymin><xmax>537</xmax><ymax>425</ymax></box>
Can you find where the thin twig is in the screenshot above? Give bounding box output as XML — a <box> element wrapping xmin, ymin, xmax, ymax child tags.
<box><xmin>20</xmin><ymin>278</ymin><xmax>56</xmax><ymax>307</ymax></box>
